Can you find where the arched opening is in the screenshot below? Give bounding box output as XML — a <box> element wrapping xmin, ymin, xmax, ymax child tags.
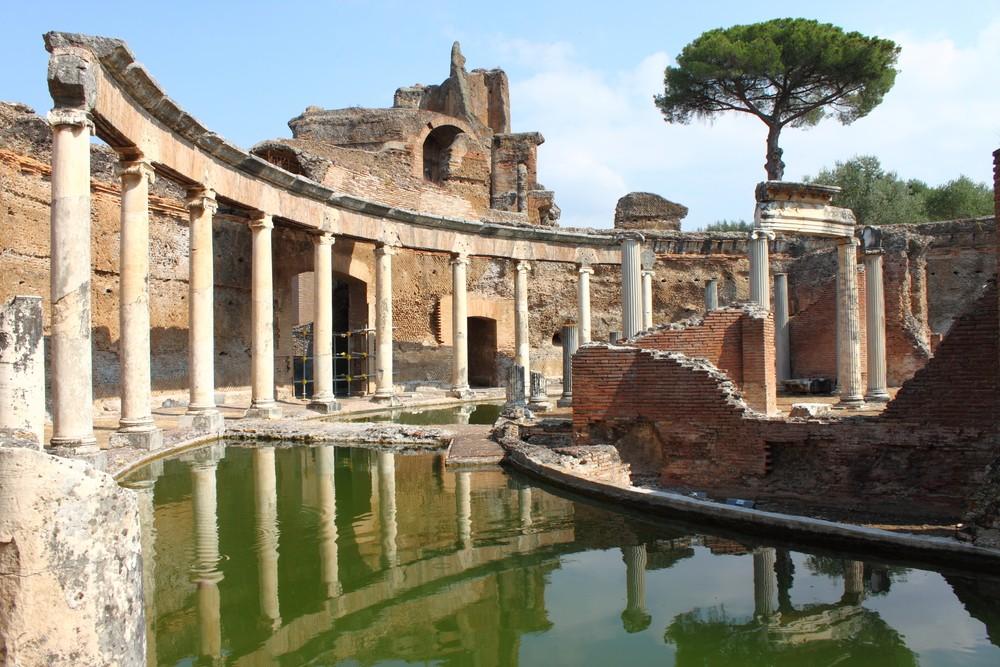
<box><xmin>422</xmin><ymin>125</ymin><xmax>464</xmax><ymax>183</ymax></box>
<box><xmin>254</xmin><ymin>144</ymin><xmax>306</xmax><ymax>176</ymax></box>
<box><xmin>551</xmin><ymin>331</ymin><xmax>563</xmax><ymax>347</ymax></box>
<box><xmin>468</xmin><ymin>316</ymin><xmax>498</xmax><ymax>387</ymax></box>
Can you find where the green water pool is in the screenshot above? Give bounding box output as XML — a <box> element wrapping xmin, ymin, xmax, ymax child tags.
<box><xmin>338</xmin><ymin>401</ymin><xmax>503</xmax><ymax>425</ymax></box>
<box><xmin>122</xmin><ymin>442</ymin><xmax>1000</xmax><ymax>666</ymax></box>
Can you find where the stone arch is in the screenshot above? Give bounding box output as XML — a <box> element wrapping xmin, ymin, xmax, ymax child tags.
<box><xmin>420</xmin><ymin>124</ymin><xmax>467</xmax><ymax>183</ymax></box>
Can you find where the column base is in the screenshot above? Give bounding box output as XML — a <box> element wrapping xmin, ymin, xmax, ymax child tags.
<box><xmin>109</xmin><ymin>428</ymin><xmax>164</xmax><ymax>451</ymax></box>
<box><xmin>179</xmin><ymin>409</ymin><xmax>226</xmax><ymax>434</ymax></box>
<box><xmin>245</xmin><ymin>403</ymin><xmax>283</xmax><ymax>419</ymax></box>
<box><xmin>556</xmin><ymin>395</ymin><xmax>573</xmax><ymax>408</ymax></box>
<box><xmin>49</xmin><ymin>440</ymin><xmax>107</xmax><ymax>470</ymax></box>
<box><xmin>864</xmin><ymin>391</ymin><xmax>891</xmax><ymax>403</ymax></box>
<box><xmin>449</xmin><ymin>386</ymin><xmax>475</xmax><ymax>400</ymax></box>
<box><xmin>835</xmin><ymin>396</ymin><xmax>866</xmax><ymax>410</ymax></box>
<box><xmin>371</xmin><ymin>393</ymin><xmax>401</xmax><ymax>407</ymax></box>
<box><xmin>308</xmin><ymin>398</ymin><xmax>341</xmax><ymax>414</ymax></box>
<box><xmin>527</xmin><ymin>399</ymin><xmax>552</xmax><ymax>413</ymax></box>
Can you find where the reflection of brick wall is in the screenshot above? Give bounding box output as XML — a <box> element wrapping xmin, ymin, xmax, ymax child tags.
<box><xmin>788</xmin><ymin>269</ymin><xmax>867</xmax><ymax>384</ymax></box>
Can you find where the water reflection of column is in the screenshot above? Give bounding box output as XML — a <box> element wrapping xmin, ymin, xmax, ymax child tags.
<box><xmin>189</xmin><ymin>446</ymin><xmax>225</xmax><ymax>660</ymax></box>
<box><xmin>456</xmin><ymin>471</ymin><xmax>473</xmax><ymax>550</ymax></box>
<box><xmin>253</xmin><ymin>447</ymin><xmax>281</xmax><ymax>628</ymax></box>
<box><xmin>316</xmin><ymin>446</ymin><xmax>340</xmax><ymax>598</ymax></box>
<box><xmin>133</xmin><ymin>461</ymin><xmax>162</xmax><ymax>667</ymax></box>
<box><xmin>753</xmin><ymin>547</ymin><xmax>779</xmax><ymax>620</ymax></box>
<box><xmin>843</xmin><ymin>560</ymin><xmax>865</xmax><ymax>603</ymax></box>
<box><xmin>377</xmin><ymin>451</ymin><xmax>398</xmax><ymax>568</ymax></box>
<box><xmin>518</xmin><ymin>483</ymin><xmax>533</xmax><ymax>532</ymax></box>
<box><xmin>621</xmin><ymin>544</ymin><xmax>651</xmax><ymax>633</ymax></box>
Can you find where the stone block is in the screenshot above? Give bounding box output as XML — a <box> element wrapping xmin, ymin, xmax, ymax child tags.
<box><xmin>108</xmin><ymin>428</ymin><xmax>163</xmax><ymax>451</ymax></box>
<box><xmin>0</xmin><ymin>296</ymin><xmax>44</xmax><ymax>448</ymax></box>
<box><xmin>789</xmin><ymin>403</ymin><xmax>833</xmax><ymax>418</ymax></box>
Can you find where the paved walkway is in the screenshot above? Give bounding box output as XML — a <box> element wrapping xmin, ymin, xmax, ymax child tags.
<box><xmin>446</xmin><ymin>424</ymin><xmax>504</xmax><ymax>466</ymax></box>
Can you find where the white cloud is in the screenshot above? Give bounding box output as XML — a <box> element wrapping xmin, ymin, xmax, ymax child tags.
<box><xmin>502</xmin><ymin>22</ymin><xmax>1000</xmax><ymax>230</ymax></box>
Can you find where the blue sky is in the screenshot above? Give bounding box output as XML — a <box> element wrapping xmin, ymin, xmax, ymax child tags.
<box><xmin>5</xmin><ymin>1</ymin><xmax>1000</xmax><ymax>228</ymax></box>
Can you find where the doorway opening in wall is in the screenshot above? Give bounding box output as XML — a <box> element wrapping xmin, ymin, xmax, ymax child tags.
<box><xmin>468</xmin><ymin>316</ymin><xmax>498</xmax><ymax>387</ymax></box>
<box><xmin>422</xmin><ymin>125</ymin><xmax>464</xmax><ymax>183</ymax></box>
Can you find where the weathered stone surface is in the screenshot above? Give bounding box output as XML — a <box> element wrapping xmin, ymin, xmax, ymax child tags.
<box><xmin>0</xmin><ymin>446</ymin><xmax>144</xmax><ymax>665</ymax></box>
<box><xmin>789</xmin><ymin>403</ymin><xmax>833</xmax><ymax>418</ymax></box>
<box><xmin>614</xmin><ymin>192</ymin><xmax>687</xmax><ymax>231</ymax></box>
<box><xmin>0</xmin><ymin>296</ymin><xmax>44</xmax><ymax>447</ymax></box>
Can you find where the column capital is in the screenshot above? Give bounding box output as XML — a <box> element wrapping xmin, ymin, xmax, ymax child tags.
<box><xmin>116</xmin><ymin>158</ymin><xmax>156</xmax><ymax>185</ymax></box>
<box><xmin>515</xmin><ymin>260</ymin><xmax>531</xmax><ymax>273</ymax></box>
<box><xmin>450</xmin><ymin>252</ymin><xmax>470</xmax><ymax>266</ymax></box>
<box><xmin>312</xmin><ymin>232</ymin><xmax>335</xmax><ymax>247</ymax></box>
<box><xmin>375</xmin><ymin>243</ymin><xmax>398</xmax><ymax>257</ymax></box>
<box><xmin>641</xmin><ymin>269</ymin><xmax>655</xmax><ymax>278</ymax></box>
<box><xmin>185</xmin><ymin>188</ymin><xmax>218</xmax><ymax>215</ymax></box>
<box><xmin>749</xmin><ymin>228</ymin><xmax>776</xmax><ymax>241</ymax></box>
<box><xmin>614</xmin><ymin>231</ymin><xmax>646</xmax><ymax>244</ymax></box>
<box><xmin>249</xmin><ymin>212</ymin><xmax>274</xmax><ymax>231</ymax></box>
<box><xmin>838</xmin><ymin>236</ymin><xmax>860</xmax><ymax>248</ymax></box>
<box><xmin>46</xmin><ymin>108</ymin><xmax>93</xmax><ymax>131</ymax></box>
<box><xmin>578</xmin><ymin>264</ymin><xmax>594</xmax><ymax>275</ymax></box>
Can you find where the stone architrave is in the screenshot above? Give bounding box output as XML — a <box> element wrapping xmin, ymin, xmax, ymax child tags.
<box><xmin>181</xmin><ymin>189</ymin><xmax>225</xmax><ymax>433</ymax></box>
<box><xmin>705</xmin><ymin>279</ymin><xmax>719</xmax><ymax>312</ymax></box>
<box><xmin>0</xmin><ymin>296</ymin><xmax>44</xmax><ymax>447</ymax></box>
<box><xmin>514</xmin><ymin>261</ymin><xmax>532</xmax><ymax>388</ymax></box>
<box><xmin>773</xmin><ymin>273</ymin><xmax>791</xmax><ymax>382</ymax></box>
<box><xmin>47</xmin><ymin>108</ymin><xmax>99</xmax><ymax>460</ymax></box>
<box><xmin>619</xmin><ymin>233</ymin><xmax>644</xmax><ymax>338</ymax></box>
<box><xmin>373</xmin><ymin>244</ymin><xmax>399</xmax><ymax>404</ymax></box>
<box><xmin>246</xmin><ymin>214</ymin><xmax>282</xmax><ymax>419</ymax></box>
<box><xmin>577</xmin><ymin>265</ymin><xmax>593</xmax><ymax>344</ymax></box>
<box><xmin>450</xmin><ymin>252</ymin><xmax>474</xmax><ymax>398</ymax></box>
<box><xmin>836</xmin><ymin>238</ymin><xmax>865</xmax><ymax>408</ymax></box>
<box><xmin>111</xmin><ymin>158</ymin><xmax>162</xmax><ymax>451</ymax></box>
<box><xmin>309</xmin><ymin>232</ymin><xmax>340</xmax><ymax>413</ymax></box>
<box><xmin>557</xmin><ymin>325</ymin><xmax>578</xmax><ymax>408</ymax></box>
<box><xmin>864</xmin><ymin>251</ymin><xmax>891</xmax><ymax>402</ymax></box>
<box><xmin>748</xmin><ymin>229</ymin><xmax>774</xmax><ymax>311</ymax></box>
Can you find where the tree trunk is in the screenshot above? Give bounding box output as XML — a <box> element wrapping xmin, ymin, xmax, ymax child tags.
<box><xmin>765</xmin><ymin>123</ymin><xmax>785</xmax><ymax>181</ymax></box>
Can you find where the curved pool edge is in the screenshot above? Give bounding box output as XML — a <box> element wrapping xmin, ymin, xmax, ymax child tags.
<box><xmin>502</xmin><ymin>446</ymin><xmax>1000</xmax><ymax>572</ymax></box>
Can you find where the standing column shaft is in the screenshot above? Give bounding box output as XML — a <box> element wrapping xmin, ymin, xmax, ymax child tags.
<box><xmin>190</xmin><ymin>455</ymin><xmax>223</xmax><ymax>659</ymax></box>
<box><xmin>456</xmin><ymin>470</ymin><xmax>472</xmax><ymax>549</ymax></box>
<box><xmin>247</xmin><ymin>215</ymin><xmax>281</xmax><ymax>418</ymax></box>
<box><xmin>577</xmin><ymin>265</ymin><xmax>593</xmax><ymax>344</ymax></box>
<box><xmin>749</xmin><ymin>230</ymin><xmax>772</xmax><ymax>310</ymax></box>
<box><xmin>753</xmin><ymin>547</ymin><xmax>778</xmax><ymax>619</ymax></box>
<box><xmin>620</xmin><ymin>235</ymin><xmax>643</xmax><ymax>338</ymax></box>
<box><xmin>518</xmin><ymin>483</ymin><xmax>532</xmax><ymax>532</ymax></box>
<box><xmin>640</xmin><ymin>270</ymin><xmax>654</xmax><ymax>330</ymax></box>
<box><xmin>557</xmin><ymin>325</ymin><xmax>578</xmax><ymax>407</ymax></box>
<box><xmin>621</xmin><ymin>545</ymin><xmax>651</xmax><ymax>633</ymax></box>
<box><xmin>864</xmin><ymin>252</ymin><xmax>890</xmax><ymax>401</ymax></box>
<box><xmin>113</xmin><ymin>159</ymin><xmax>161</xmax><ymax>449</ymax></box>
<box><xmin>316</xmin><ymin>446</ymin><xmax>340</xmax><ymax>597</ymax></box>
<box><xmin>837</xmin><ymin>239</ymin><xmax>865</xmax><ymax>407</ymax></box>
<box><xmin>185</xmin><ymin>189</ymin><xmax>222</xmax><ymax>430</ymax></box>
<box><xmin>514</xmin><ymin>261</ymin><xmax>531</xmax><ymax>387</ymax></box>
<box><xmin>378</xmin><ymin>451</ymin><xmax>398</xmax><ymax>567</ymax></box>
<box><xmin>773</xmin><ymin>273</ymin><xmax>791</xmax><ymax>382</ymax></box>
<box><xmin>374</xmin><ymin>244</ymin><xmax>397</xmax><ymax>401</ymax></box>
<box><xmin>309</xmin><ymin>233</ymin><xmax>339</xmax><ymax>413</ymax></box>
<box><xmin>48</xmin><ymin>109</ymin><xmax>97</xmax><ymax>454</ymax></box>
<box><xmin>705</xmin><ymin>278</ymin><xmax>719</xmax><ymax>312</ymax></box>
<box><xmin>451</xmin><ymin>253</ymin><xmax>471</xmax><ymax>397</ymax></box>
<box><xmin>253</xmin><ymin>447</ymin><xmax>281</xmax><ymax>627</ymax></box>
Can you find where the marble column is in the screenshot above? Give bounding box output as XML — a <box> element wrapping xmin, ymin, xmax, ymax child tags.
<box><xmin>864</xmin><ymin>251</ymin><xmax>890</xmax><ymax>402</ymax></box>
<box><xmin>773</xmin><ymin>273</ymin><xmax>791</xmax><ymax>382</ymax></box>
<box><xmin>621</xmin><ymin>544</ymin><xmax>651</xmax><ymax>633</ymax></box>
<box><xmin>640</xmin><ymin>270</ymin><xmax>654</xmax><ymax>331</ymax></box>
<box><xmin>456</xmin><ymin>470</ymin><xmax>472</xmax><ymax>550</ymax></box>
<box><xmin>837</xmin><ymin>238</ymin><xmax>865</xmax><ymax>408</ymax></box>
<box><xmin>378</xmin><ymin>451</ymin><xmax>398</xmax><ymax>567</ymax></box>
<box><xmin>705</xmin><ymin>278</ymin><xmax>719</xmax><ymax>312</ymax></box>
<box><xmin>253</xmin><ymin>447</ymin><xmax>281</xmax><ymax>628</ymax></box>
<box><xmin>753</xmin><ymin>547</ymin><xmax>778</xmax><ymax>620</ymax></box>
<box><xmin>48</xmin><ymin>108</ymin><xmax>98</xmax><ymax>457</ymax></box>
<box><xmin>843</xmin><ymin>560</ymin><xmax>866</xmax><ymax>603</ymax></box>
<box><xmin>316</xmin><ymin>445</ymin><xmax>341</xmax><ymax>597</ymax></box>
<box><xmin>518</xmin><ymin>483</ymin><xmax>533</xmax><ymax>532</ymax></box>
<box><xmin>132</xmin><ymin>461</ymin><xmax>161</xmax><ymax>667</ymax></box>
<box><xmin>309</xmin><ymin>233</ymin><xmax>340</xmax><ymax>413</ymax></box>
<box><xmin>450</xmin><ymin>252</ymin><xmax>473</xmax><ymax>398</ymax></box>
<box><xmin>111</xmin><ymin>158</ymin><xmax>162</xmax><ymax>450</ymax></box>
<box><xmin>749</xmin><ymin>230</ymin><xmax>773</xmax><ymax>311</ymax></box>
<box><xmin>373</xmin><ymin>244</ymin><xmax>398</xmax><ymax>403</ymax></box>
<box><xmin>514</xmin><ymin>261</ymin><xmax>531</xmax><ymax>388</ymax></box>
<box><xmin>557</xmin><ymin>325</ymin><xmax>578</xmax><ymax>408</ymax></box>
<box><xmin>577</xmin><ymin>265</ymin><xmax>593</xmax><ymax>344</ymax></box>
<box><xmin>246</xmin><ymin>214</ymin><xmax>282</xmax><ymax>419</ymax></box>
<box><xmin>620</xmin><ymin>234</ymin><xmax>643</xmax><ymax>338</ymax></box>
<box><xmin>182</xmin><ymin>189</ymin><xmax>224</xmax><ymax>433</ymax></box>
<box><xmin>189</xmin><ymin>446</ymin><xmax>224</xmax><ymax>660</ymax></box>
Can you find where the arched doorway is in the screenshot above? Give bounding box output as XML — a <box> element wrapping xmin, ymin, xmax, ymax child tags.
<box><xmin>422</xmin><ymin>125</ymin><xmax>464</xmax><ymax>183</ymax></box>
<box><xmin>468</xmin><ymin>316</ymin><xmax>498</xmax><ymax>387</ymax></box>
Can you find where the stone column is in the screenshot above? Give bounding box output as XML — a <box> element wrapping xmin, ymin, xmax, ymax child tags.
<box><xmin>640</xmin><ymin>270</ymin><xmax>654</xmax><ymax>331</ymax></box>
<box><xmin>373</xmin><ymin>244</ymin><xmax>398</xmax><ymax>403</ymax></box>
<box><xmin>182</xmin><ymin>189</ymin><xmax>224</xmax><ymax>433</ymax></box>
<box><xmin>577</xmin><ymin>265</ymin><xmax>593</xmax><ymax>344</ymax></box>
<box><xmin>188</xmin><ymin>446</ymin><xmax>225</xmax><ymax>659</ymax></box>
<box><xmin>48</xmin><ymin>109</ymin><xmax>98</xmax><ymax>458</ymax></box>
<box><xmin>111</xmin><ymin>158</ymin><xmax>162</xmax><ymax>450</ymax></box>
<box><xmin>450</xmin><ymin>252</ymin><xmax>473</xmax><ymax>398</ymax></box>
<box><xmin>514</xmin><ymin>261</ymin><xmax>531</xmax><ymax>388</ymax></box>
<box><xmin>609</xmin><ymin>331</ymin><xmax>621</xmax><ymax>343</ymax></box>
<box><xmin>309</xmin><ymin>233</ymin><xmax>340</xmax><ymax>413</ymax></box>
<box><xmin>253</xmin><ymin>446</ymin><xmax>281</xmax><ymax>628</ymax></box>
<box><xmin>316</xmin><ymin>445</ymin><xmax>341</xmax><ymax>597</ymax></box>
<box><xmin>246</xmin><ymin>214</ymin><xmax>282</xmax><ymax>419</ymax></box>
<box><xmin>705</xmin><ymin>279</ymin><xmax>719</xmax><ymax>312</ymax></box>
<box><xmin>843</xmin><ymin>559</ymin><xmax>865</xmax><ymax>603</ymax></box>
<box><xmin>377</xmin><ymin>450</ymin><xmax>398</xmax><ymax>567</ymax></box>
<box><xmin>620</xmin><ymin>233</ymin><xmax>643</xmax><ymax>338</ymax></box>
<box><xmin>837</xmin><ymin>238</ymin><xmax>865</xmax><ymax>408</ymax></box>
<box><xmin>132</xmin><ymin>461</ymin><xmax>161</xmax><ymax>667</ymax></box>
<box><xmin>753</xmin><ymin>547</ymin><xmax>778</xmax><ymax>620</ymax></box>
<box><xmin>518</xmin><ymin>482</ymin><xmax>533</xmax><ymax>532</ymax></box>
<box><xmin>864</xmin><ymin>251</ymin><xmax>890</xmax><ymax>402</ymax></box>
<box><xmin>557</xmin><ymin>325</ymin><xmax>578</xmax><ymax>407</ymax></box>
<box><xmin>749</xmin><ymin>229</ymin><xmax>773</xmax><ymax>310</ymax></box>
<box><xmin>773</xmin><ymin>273</ymin><xmax>791</xmax><ymax>382</ymax></box>
<box><xmin>621</xmin><ymin>544</ymin><xmax>651</xmax><ymax>633</ymax></box>
<box><xmin>0</xmin><ymin>296</ymin><xmax>44</xmax><ymax>447</ymax></box>
<box><xmin>456</xmin><ymin>470</ymin><xmax>472</xmax><ymax>550</ymax></box>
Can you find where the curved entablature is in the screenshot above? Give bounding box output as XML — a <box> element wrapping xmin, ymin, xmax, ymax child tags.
<box><xmin>43</xmin><ymin>31</ymin><xmax>619</xmax><ymax>264</ymax></box>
